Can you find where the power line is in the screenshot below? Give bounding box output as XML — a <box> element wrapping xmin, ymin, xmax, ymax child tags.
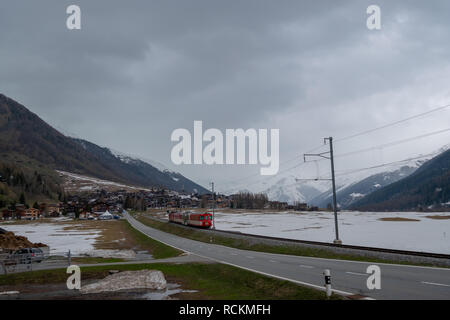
<box><xmin>239</xmin><ymin>142</ymin><xmax>333</xmax><ymax>188</ymax></box>
<box><xmin>334</xmin><ymin>103</ymin><xmax>450</xmax><ymax>143</ymax></box>
<box><xmin>288</xmin><ymin>147</ymin><xmax>446</xmax><ymax>186</ymax></box>
<box><xmin>334</xmin><ymin>153</ymin><xmax>435</xmax><ymax>176</ymax></box>
<box><xmin>334</xmin><ymin>127</ymin><xmax>450</xmax><ymax>159</ymax></box>
<box><xmin>221</xmin><ymin>143</ymin><xmax>326</xmax><ymax>188</ymax></box>
<box><xmin>270</xmin><ymin>103</ymin><xmax>450</xmax><ymax>174</ymax></box>
<box><xmin>247</xmin><ymin>151</ymin><xmax>433</xmax><ymax>191</ymax></box>
<box><xmin>222</xmin><ymin>102</ymin><xmax>450</xmax><ymax>188</ymax></box>
<box><xmin>239</xmin><ymin>103</ymin><xmax>450</xmax><ymax>183</ymax></box>
<box><xmin>223</xmin><ymin>125</ymin><xmax>449</xmax><ymax>190</ymax></box>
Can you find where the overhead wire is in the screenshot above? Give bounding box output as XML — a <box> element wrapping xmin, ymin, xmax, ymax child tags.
<box><xmin>221</xmin><ymin>102</ymin><xmax>450</xmax><ymax>189</ymax></box>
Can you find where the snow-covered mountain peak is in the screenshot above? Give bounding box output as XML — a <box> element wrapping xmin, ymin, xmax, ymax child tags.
<box><xmin>108</xmin><ymin>148</ymin><xmax>174</xmax><ymax>173</ymax></box>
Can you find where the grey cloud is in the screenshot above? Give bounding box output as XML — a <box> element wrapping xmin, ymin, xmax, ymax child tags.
<box><xmin>1</xmin><ymin>1</ymin><xmax>450</xmax><ymax>188</ymax></box>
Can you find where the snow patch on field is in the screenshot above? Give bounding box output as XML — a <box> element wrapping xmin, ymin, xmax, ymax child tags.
<box><xmin>2</xmin><ymin>223</ymin><xmax>101</xmax><ymax>255</ymax></box>
<box><xmin>57</xmin><ymin>170</ymin><xmax>150</xmax><ymax>192</ymax></box>
<box><xmin>81</xmin><ymin>249</ymin><xmax>136</xmax><ymax>259</ymax></box>
<box><xmin>214</xmin><ymin>211</ymin><xmax>450</xmax><ymax>254</ymax></box>
<box><xmin>349</xmin><ymin>193</ymin><xmax>364</xmax><ymax>199</ymax></box>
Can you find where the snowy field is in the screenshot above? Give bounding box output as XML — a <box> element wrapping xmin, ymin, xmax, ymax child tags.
<box><xmin>214</xmin><ymin>211</ymin><xmax>450</xmax><ymax>254</ymax></box>
<box><xmin>1</xmin><ymin>221</ymin><xmax>101</xmax><ymax>255</ymax></box>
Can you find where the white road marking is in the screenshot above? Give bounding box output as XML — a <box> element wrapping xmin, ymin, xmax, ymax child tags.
<box><xmin>125</xmin><ymin>213</ymin><xmax>361</xmax><ymax>298</ymax></box>
<box><xmin>246</xmin><ymin>256</ymin><xmax>254</xmax><ymax>259</ymax></box>
<box><xmin>269</xmin><ymin>260</ymin><xmax>277</xmax><ymax>263</ymax></box>
<box><xmin>421</xmin><ymin>281</ymin><xmax>450</xmax><ymax>287</ymax></box>
<box><xmin>299</xmin><ymin>265</ymin><xmax>314</xmax><ymax>269</ymax></box>
<box><xmin>346</xmin><ymin>272</ymin><xmax>367</xmax><ymax>276</ymax></box>
<box><xmin>230</xmin><ymin>253</ymin><xmax>238</xmax><ymax>256</ymax></box>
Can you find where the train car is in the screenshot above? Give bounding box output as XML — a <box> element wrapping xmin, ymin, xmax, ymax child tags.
<box><xmin>168</xmin><ymin>210</ymin><xmax>213</xmax><ymax>228</ymax></box>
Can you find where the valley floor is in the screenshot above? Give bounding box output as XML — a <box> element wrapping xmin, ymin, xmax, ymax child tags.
<box><xmin>150</xmin><ymin>209</ymin><xmax>450</xmax><ymax>254</ymax></box>
<box><xmin>211</xmin><ymin>210</ymin><xmax>450</xmax><ymax>254</ymax></box>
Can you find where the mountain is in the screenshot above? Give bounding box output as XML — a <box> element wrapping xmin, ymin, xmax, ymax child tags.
<box><xmin>351</xmin><ymin>149</ymin><xmax>450</xmax><ymax>211</ymax></box>
<box><xmin>310</xmin><ymin>165</ymin><xmax>421</xmax><ymax>209</ymax></box>
<box><xmin>250</xmin><ymin>165</ymin><xmax>419</xmax><ymax>206</ymax></box>
<box><xmin>222</xmin><ymin>173</ymin><xmax>329</xmax><ymax>204</ymax></box>
<box><xmin>0</xmin><ymin>93</ymin><xmax>208</xmax><ymax>194</ymax></box>
<box><xmin>262</xmin><ymin>175</ymin><xmax>328</xmax><ymax>204</ymax></box>
<box><xmin>222</xmin><ymin>148</ymin><xmax>444</xmax><ymax>206</ymax></box>
<box><xmin>70</xmin><ymin>138</ymin><xmax>207</xmax><ymax>193</ymax></box>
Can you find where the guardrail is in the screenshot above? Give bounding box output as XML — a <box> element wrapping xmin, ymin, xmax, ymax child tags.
<box><xmin>0</xmin><ymin>250</ymin><xmax>73</xmax><ymax>275</ymax></box>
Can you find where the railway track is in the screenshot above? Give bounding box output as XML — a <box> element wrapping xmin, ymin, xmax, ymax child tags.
<box><xmin>211</xmin><ymin>227</ymin><xmax>450</xmax><ymax>260</ymax></box>
<box><xmin>144</xmin><ymin>214</ymin><xmax>450</xmax><ymax>260</ymax></box>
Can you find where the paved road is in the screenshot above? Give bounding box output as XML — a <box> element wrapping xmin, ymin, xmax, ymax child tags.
<box><xmin>125</xmin><ymin>212</ymin><xmax>450</xmax><ymax>300</ymax></box>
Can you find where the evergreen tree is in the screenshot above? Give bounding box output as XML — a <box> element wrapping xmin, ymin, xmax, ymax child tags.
<box><xmin>19</xmin><ymin>192</ymin><xmax>26</xmax><ymax>205</ymax></box>
<box><xmin>75</xmin><ymin>208</ymin><xmax>80</xmax><ymax>219</ymax></box>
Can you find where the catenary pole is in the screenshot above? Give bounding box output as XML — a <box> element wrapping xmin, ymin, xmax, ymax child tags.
<box><xmin>211</xmin><ymin>182</ymin><xmax>216</xmax><ymax>229</ymax></box>
<box><xmin>327</xmin><ymin>137</ymin><xmax>341</xmax><ymax>244</ymax></box>
<box><xmin>303</xmin><ymin>137</ymin><xmax>342</xmax><ymax>244</ymax></box>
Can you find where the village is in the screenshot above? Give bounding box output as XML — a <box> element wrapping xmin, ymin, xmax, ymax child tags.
<box><xmin>0</xmin><ymin>187</ymin><xmax>317</xmax><ymax>221</ymax></box>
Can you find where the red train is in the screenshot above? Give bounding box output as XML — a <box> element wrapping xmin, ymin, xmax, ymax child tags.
<box><xmin>168</xmin><ymin>211</ymin><xmax>213</xmax><ymax>228</ymax></box>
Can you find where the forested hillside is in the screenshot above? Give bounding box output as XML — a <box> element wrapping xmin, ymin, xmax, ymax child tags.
<box><xmin>352</xmin><ymin>149</ymin><xmax>450</xmax><ymax>211</ymax></box>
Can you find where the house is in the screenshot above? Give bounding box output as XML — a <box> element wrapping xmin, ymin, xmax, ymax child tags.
<box><xmin>46</xmin><ymin>203</ymin><xmax>61</xmax><ymax>217</ymax></box>
<box><xmin>92</xmin><ymin>203</ymin><xmax>108</xmax><ymax>213</ymax></box>
<box><xmin>47</xmin><ymin>204</ymin><xmax>61</xmax><ymax>217</ymax></box>
<box><xmin>47</xmin><ymin>210</ymin><xmax>61</xmax><ymax>217</ymax></box>
<box><xmin>79</xmin><ymin>211</ymin><xmax>88</xmax><ymax>220</ymax></box>
<box><xmin>40</xmin><ymin>203</ymin><xmax>61</xmax><ymax>217</ymax></box>
<box><xmin>1</xmin><ymin>209</ymin><xmax>14</xmax><ymax>220</ymax></box>
<box><xmin>24</xmin><ymin>208</ymin><xmax>40</xmax><ymax>220</ymax></box>
<box><xmin>268</xmin><ymin>201</ymin><xmax>289</xmax><ymax>210</ymax></box>
<box><xmin>14</xmin><ymin>204</ymin><xmax>27</xmax><ymax>219</ymax></box>
<box><xmin>99</xmin><ymin>210</ymin><xmax>113</xmax><ymax>220</ymax></box>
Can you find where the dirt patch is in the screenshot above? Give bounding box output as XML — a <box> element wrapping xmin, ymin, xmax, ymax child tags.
<box><xmin>62</xmin><ymin>220</ymin><xmax>143</xmax><ymax>251</ymax></box>
<box><xmin>0</xmin><ymin>231</ymin><xmax>47</xmax><ymax>250</ymax></box>
<box><xmin>378</xmin><ymin>217</ymin><xmax>420</xmax><ymax>222</ymax></box>
<box><xmin>425</xmin><ymin>215</ymin><xmax>450</xmax><ymax>220</ymax></box>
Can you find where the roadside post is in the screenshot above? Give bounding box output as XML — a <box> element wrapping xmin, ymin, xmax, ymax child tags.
<box><xmin>324</xmin><ymin>269</ymin><xmax>332</xmax><ymax>298</ymax></box>
<box><xmin>68</xmin><ymin>250</ymin><xmax>71</xmax><ymax>266</ymax></box>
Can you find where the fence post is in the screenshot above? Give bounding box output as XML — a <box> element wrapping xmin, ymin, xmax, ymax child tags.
<box><xmin>68</xmin><ymin>250</ymin><xmax>71</xmax><ymax>266</ymax></box>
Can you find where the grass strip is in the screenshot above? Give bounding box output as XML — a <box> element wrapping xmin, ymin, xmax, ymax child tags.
<box><xmin>122</xmin><ymin>220</ymin><xmax>182</xmax><ymax>259</ymax></box>
<box><xmin>0</xmin><ymin>262</ymin><xmax>341</xmax><ymax>300</ymax></box>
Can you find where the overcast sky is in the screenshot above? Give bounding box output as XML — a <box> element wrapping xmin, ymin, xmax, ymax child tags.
<box><xmin>1</xmin><ymin>1</ymin><xmax>450</xmax><ymax>191</ymax></box>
